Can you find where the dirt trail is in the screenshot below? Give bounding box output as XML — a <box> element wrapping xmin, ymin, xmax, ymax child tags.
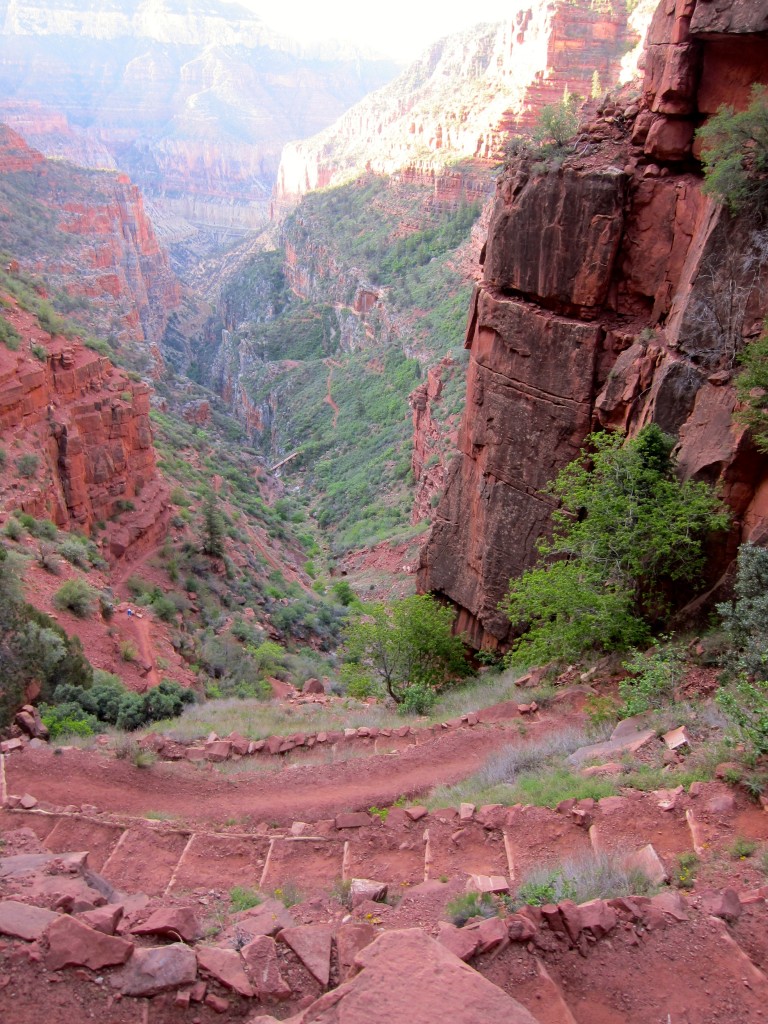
<box><xmin>323</xmin><ymin>359</ymin><xmax>340</xmax><ymax>429</ymax></box>
<box><xmin>6</xmin><ymin>726</ymin><xmax>516</xmax><ymax>825</ymax></box>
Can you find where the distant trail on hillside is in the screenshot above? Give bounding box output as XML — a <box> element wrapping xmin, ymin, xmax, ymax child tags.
<box><xmin>324</xmin><ymin>361</ymin><xmax>340</xmax><ymax>429</ymax></box>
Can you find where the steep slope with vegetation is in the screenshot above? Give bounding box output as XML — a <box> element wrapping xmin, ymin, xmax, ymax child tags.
<box><xmin>198</xmin><ymin>167</ymin><xmax>487</xmax><ymax>556</ymax></box>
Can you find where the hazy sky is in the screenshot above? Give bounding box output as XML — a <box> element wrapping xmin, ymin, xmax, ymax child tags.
<box><xmin>241</xmin><ymin>1</ymin><xmax>514</xmax><ymax>60</ymax></box>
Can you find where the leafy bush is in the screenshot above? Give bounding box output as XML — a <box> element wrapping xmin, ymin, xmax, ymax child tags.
<box><xmin>230</xmin><ymin>887</ymin><xmax>262</xmax><ymax>913</ymax></box>
<box><xmin>697</xmin><ymin>84</ymin><xmax>768</xmax><ymax>213</ymax></box>
<box><xmin>16</xmin><ymin>453</ymin><xmax>39</xmax><ymax>479</ymax></box>
<box><xmin>735</xmin><ymin>321</ymin><xmax>768</xmax><ymax>451</ymax></box>
<box><xmin>514</xmin><ymin>851</ymin><xmax>656</xmax><ymax>908</ymax></box>
<box><xmin>40</xmin><ymin>702</ymin><xmax>99</xmax><ymax>739</ymax></box>
<box><xmin>717</xmin><ymin>675</ymin><xmax>768</xmax><ymax>760</ymax></box>
<box><xmin>3</xmin><ymin>518</ymin><xmax>23</xmax><ymax>541</ymax></box>
<box><xmin>343</xmin><ymin>594</ymin><xmax>471</xmax><ymax>704</ymax></box>
<box><xmin>53</xmin><ymin>579</ymin><xmax>96</xmax><ymax>617</ymax></box>
<box><xmin>0</xmin><ymin>317</ymin><xmax>21</xmax><ymax>350</ymax></box>
<box><xmin>503</xmin><ymin>425</ymin><xmax>728</xmax><ymax>665</ymax></box>
<box><xmin>53</xmin><ymin>675</ymin><xmax>194</xmax><ymax>732</ymax></box>
<box><xmin>533</xmin><ymin>91</ymin><xmax>580</xmax><ymax>149</ymax></box>
<box><xmin>618</xmin><ymin>643</ymin><xmax>683</xmax><ymax>717</ymax></box>
<box><xmin>398</xmin><ymin>682</ymin><xmax>438</xmax><ymax>715</ymax></box>
<box><xmin>718</xmin><ymin>542</ymin><xmax>768</xmax><ymax>674</ymax></box>
<box><xmin>445</xmin><ymin>891</ymin><xmax>498</xmax><ymax>927</ymax></box>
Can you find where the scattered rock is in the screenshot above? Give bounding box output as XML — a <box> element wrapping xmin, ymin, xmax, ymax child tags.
<box><xmin>625</xmin><ymin>844</ymin><xmax>668</xmax><ymax>886</ymax></box>
<box><xmin>335</xmin><ymin>812</ymin><xmax>371</xmax><ymax>829</ymax></box>
<box><xmin>302</xmin><ymin>678</ymin><xmax>325</xmax><ymax>695</ymax></box>
<box><xmin>278</xmin><ymin>924</ymin><xmax>333</xmax><ymax>986</ymax></box>
<box><xmin>45</xmin><ymin>914</ymin><xmax>134</xmax><ymax>970</ymax></box>
<box><xmin>132</xmin><ymin>907</ymin><xmax>199</xmax><ymax>942</ymax></box>
<box><xmin>205</xmin><ymin>993</ymin><xmax>230</xmax><ymax>1013</ymax></box>
<box><xmin>436</xmin><ymin>921</ymin><xmax>479</xmax><ymax>962</ymax></box>
<box><xmin>405</xmin><ymin>806</ymin><xmax>428</xmax><ymax>821</ymax></box>
<box><xmin>0</xmin><ymin>899</ymin><xmax>58</xmax><ymax>941</ymax></box>
<box><xmin>335</xmin><ymin>922</ymin><xmax>379</xmax><ymax>977</ymax></box>
<box><xmin>663</xmin><ymin>726</ymin><xmax>690</xmax><ymax>750</ymax></box>
<box><xmin>466</xmin><ymin>874</ymin><xmax>510</xmax><ymax>895</ymax></box>
<box><xmin>228</xmin><ymin>899</ymin><xmax>295</xmax><ymax>940</ymax></box>
<box><xmin>350</xmin><ymin>878</ymin><xmax>388</xmax><ymax>908</ymax></box>
<box><xmin>111</xmin><ymin>942</ymin><xmax>197</xmax><ymax>996</ymax></box>
<box><xmin>197</xmin><ymin>946</ymin><xmax>254</xmax><ymax>997</ymax></box>
<box><xmin>699</xmin><ymin>888</ymin><xmax>741</xmax><ymax>922</ymax></box>
<box><xmin>76</xmin><ymin>904</ymin><xmax>124</xmax><ymax>935</ymax></box>
<box><xmin>459</xmin><ymin>803</ymin><xmax>475</xmax><ymax>821</ymax></box>
<box><xmin>18</xmin><ymin>794</ymin><xmax>38</xmax><ymax>810</ymax></box>
<box><xmin>242</xmin><ymin>935</ymin><xmax>292</xmax><ymax>1000</ymax></box>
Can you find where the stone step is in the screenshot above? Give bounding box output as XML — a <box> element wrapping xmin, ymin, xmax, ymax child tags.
<box><xmin>166</xmin><ymin>832</ymin><xmax>271</xmax><ymax>897</ymax></box>
<box><xmin>259</xmin><ymin>837</ymin><xmax>345</xmax><ymax>896</ymax></box>
<box><xmin>39</xmin><ymin>816</ymin><xmax>123</xmax><ymax>873</ymax></box>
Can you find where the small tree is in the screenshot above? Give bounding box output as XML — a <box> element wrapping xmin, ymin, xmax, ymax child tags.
<box><xmin>533</xmin><ymin>89</ymin><xmax>580</xmax><ymax>149</ymax></box>
<box><xmin>697</xmin><ymin>84</ymin><xmax>768</xmax><ymax>214</ymax></box>
<box><xmin>502</xmin><ymin>425</ymin><xmax>729</xmax><ymax>665</ymax></box>
<box><xmin>201</xmin><ymin>491</ymin><xmax>225</xmax><ymax>558</ymax></box>
<box><xmin>736</xmin><ymin>319</ymin><xmax>768</xmax><ymax>450</ymax></box>
<box><xmin>717</xmin><ymin>542</ymin><xmax>768</xmax><ymax>675</ymax></box>
<box><xmin>342</xmin><ymin>594</ymin><xmax>471</xmax><ymax>704</ymax></box>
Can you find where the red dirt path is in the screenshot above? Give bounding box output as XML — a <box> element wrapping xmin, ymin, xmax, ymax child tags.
<box><xmin>5</xmin><ymin>724</ymin><xmax>519</xmax><ymax>826</ymax></box>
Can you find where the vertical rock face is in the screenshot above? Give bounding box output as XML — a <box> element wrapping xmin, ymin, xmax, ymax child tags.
<box><xmin>418</xmin><ymin>0</ymin><xmax>768</xmax><ymax>649</ymax></box>
<box><xmin>0</xmin><ymin>300</ymin><xmax>169</xmax><ymax>561</ymax></box>
<box><xmin>0</xmin><ymin>124</ymin><xmax>181</xmax><ymax>355</ymax></box>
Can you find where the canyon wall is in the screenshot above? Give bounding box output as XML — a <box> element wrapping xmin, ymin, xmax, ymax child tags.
<box><xmin>418</xmin><ymin>0</ymin><xmax>768</xmax><ymax>649</ymax></box>
<box><xmin>0</xmin><ymin>124</ymin><xmax>181</xmax><ymax>356</ymax></box>
<box><xmin>276</xmin><ymin>0</ymin><xmax>648</xmax><ymax>201</ymax></box>
<box><xmin>0</xmin><ymin>0</ymin><xmax>398</xmax><ymax>243</ymax></box>
<box><xmin>0</xmin><ymin>297</ymin><xmax>169</xmax><ymax>562</ymax></box>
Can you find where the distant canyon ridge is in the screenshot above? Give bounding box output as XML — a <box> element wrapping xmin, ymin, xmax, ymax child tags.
<box><xmin>0</xmin><ymin>0</ymin><xmax>651</xmax><ymax>255</ymax></box>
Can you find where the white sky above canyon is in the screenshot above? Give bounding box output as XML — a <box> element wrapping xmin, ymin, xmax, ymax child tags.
<box><xmin>244</xmin><ymin>1</ymin><xmax>514</xmax><ymax>60</ymax></box>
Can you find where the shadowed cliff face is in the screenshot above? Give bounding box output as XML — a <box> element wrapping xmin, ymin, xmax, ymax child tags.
<box><xmin>418</xmin><ymin>0</ymin><xmax>768</xmax><ymax>651</ymax></box>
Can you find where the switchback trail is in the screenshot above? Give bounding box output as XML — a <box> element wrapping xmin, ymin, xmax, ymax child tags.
<box><xmin>6</xmin><ymin>725</ymin><xmax>519</xmax><ymax>826</ymax></box>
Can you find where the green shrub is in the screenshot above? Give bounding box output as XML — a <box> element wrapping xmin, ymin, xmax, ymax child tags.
<box><xmin>31</xmin><ymin>343</ymin><xmax>47</xmax><ymax>361</ymax></box>
<box><xmin>53</xmin><ymin>579</ymin><xmax>96</xmax><ymax>617</ymax></box>
<box><xmin>120</xmin><ymin>640</ymin><xmax>138</xmax><ymax>662</ymax></box>
<box><xmin>398</xmin><ymin>682</ymin><xmax>438</xmax><ymax>715</ymax></box>
<box><xmin>445</xmin><ymin>891</ymin><xmax>498</xmax><ymax>927</ymax></box>
<box><xmin>40</xmin><ymin>701</ymin><xmax>99</xmax><ymax>739</ymax></box>
<box><xmin>718</xmin><ymin>543</ymin><xmax>768</xmax><ymax>674</ymax></box>
<box><xmin>0</xmin><ymin>317</ymin><xmax>21</xmax><ymax>350</ymax></box>
<box><xmin>230</xmin><ymin>886</ymin><xmax>262</xmax><ymax>912</ymax></box>
<box><xmin>514</xmin><ymin>851</ymin><xmax>656</xmax><ymax>908</ymax></box>
<box><xmin>16</xmin><ymin>453</ymin><xmax>39</xmax><ymax>479</ymax></box>
<box><xmin>697</xmin><ymin>84</ymin><xmax>768</xmax><ymax>213</ymax></box>
<box><xmin>618</xmin><ymin>643</ymin><xmax>682</xmax><ymax>717</ymax></box>
<box><xmin>717</xmin><ymin>675</ymin><xmax>768</xmax><ymax>760</ymax></box>
<box><xmin>503</xmin><ymin>425</ymin><xmax>728</xmax><ymax>665</ymax></box>
<box><xmin>533</xmin><ymin>91</ymin><xmax>580</xmax><ymax>149</ymax></box>
<box><xmin>3</xmin><ymin>518</ymin><xmax>23</xmax><ymax>541</ymax></box>
<box><xmin>343</xmin><ymin>594</ymin><xmax>471</xmax><ymax>704</ymax></box>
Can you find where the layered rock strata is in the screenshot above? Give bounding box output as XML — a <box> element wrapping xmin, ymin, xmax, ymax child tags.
<box><xmin>277</xmin><ymin>0</ymin><xmax>645</xmax><ymax>200</ymax></box>
<box><xmin>419</xmin><ymin>0</ymin><xmax>768</xmax><ymax>649</ymax></box>
<box><xmin>0</xmin><ymin>300</ymin><xmax>168</xmax><ymax>561</ymax></box>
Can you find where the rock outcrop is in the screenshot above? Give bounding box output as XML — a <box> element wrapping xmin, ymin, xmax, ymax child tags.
<box><xmin>419</xmin><ymin>0</ymin><xmax>768</xmax><ymax>649</ymax></box>
<box><xmin>0</xmin><ymin>298</ymin><xmax>169</xmax><ymax>560</ymax></box>
<box><xmin>0</xmin><ymin>124</ymin><xmax>181</xmax><ymax>355</ymax></box>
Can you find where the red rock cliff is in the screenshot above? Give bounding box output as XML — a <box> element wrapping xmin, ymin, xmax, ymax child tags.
<box><xmin>0</xmin><ymin>124</ymin><xmax>181</xmax><ymax>358</ymax></box>
<box><xmin>418</xmin><ymin>0</ymin><xmax>768</xmax><ymax>650</ymax></box>
<box><xmin>0</xmin><ymin>297</ymin><xmax>169</xmax><ymax>562</ymax></box>
<box><xmin>276</xmin><ymin>0</ymin><xmax>645</xmax><ymax>201</ymax></box>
